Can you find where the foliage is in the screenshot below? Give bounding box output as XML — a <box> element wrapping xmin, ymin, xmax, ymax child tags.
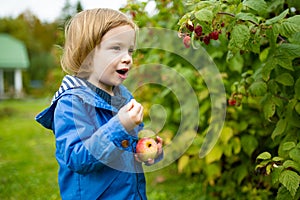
<box><xmin>123</xmin><ymin>0</ymin><xmax>300</xmax><ymax>199</ymax></box>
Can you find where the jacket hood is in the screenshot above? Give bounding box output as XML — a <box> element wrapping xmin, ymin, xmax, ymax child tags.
<box><xmin>35</xmin><ymin>75</ymin><xmax>130</xmax><ymax>130</ymax></box>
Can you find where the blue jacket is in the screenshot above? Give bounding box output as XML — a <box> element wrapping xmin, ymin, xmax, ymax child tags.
<box><xmin>36</xmin><ymin>75</ymin><xmax>148</xmax><ymax>200</ymax></box>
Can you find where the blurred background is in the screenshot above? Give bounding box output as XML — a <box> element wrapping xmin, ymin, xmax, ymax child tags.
<box><xmin>0</xmin><ymin>0</ymin><xmax>300</xmax><ymax>199</ymax></box>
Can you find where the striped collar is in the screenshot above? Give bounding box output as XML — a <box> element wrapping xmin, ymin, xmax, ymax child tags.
<box><xmin>52</xmin><ymin>75</ymin><xmax>87</xmax><ymax>103</ymax></box>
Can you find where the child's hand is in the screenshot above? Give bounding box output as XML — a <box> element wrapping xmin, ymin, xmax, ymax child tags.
<box><xmin>118</xmin><ymin>99</ymin><xmax>144</xmax><ymax>131</ymax></box>
<box><xmin>135</xmin><ymin>136</ymin><xmax>163</xmax><ymax>165</ymax></box>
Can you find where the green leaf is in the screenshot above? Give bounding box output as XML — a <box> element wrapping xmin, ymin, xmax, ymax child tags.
<box><xmin>228</xmin><ymin>24</ymin><xmax>250</xmax><ymax>52</ymax></box>
<box><xmin>256</xmin><ymin>151</ymin><xmax>271</xmax><ymax>160</ymax></box>
<box><xmin>282</xmin><ymin>141</ymin><xmax>296</xmax><ymax>151</ymax></box>
<box><xmin>274</xmin><ymin>43</ymin><xmax>300</xmax><ymax>71</ymax></box>
<box><xmin>220</xmin><ymin>126</ymin><xmax>233</xmax><ymax>144</ymax></box>
<box><xmin>261</xmin><ymin>93</ymin><xmax>276</xmax><ymax>119</ymax></box>
<box><xmin>233</xmin><ymin>164</ymin><xmax>248</xmax><ymax>184</ymax></box>
<box><xmin>271</xmin><ymin>166</ymin><xmax>284</xmax><ymax>185</ymax></box>
<box><xmin>279</xmin><ymin>170</ymin><xmax>300</xmax><ymax>197</ymax></box>
<box><xmin>232</xmin><ymin>137</ymin><xmax>241</xmax><ymax>154</ymax></box>
<box><xmin>241</xmin><ymin>134</ymin><xmax>258</xmax><ymax>157</ymax></box>
<box><xmin>276</xmin><ymin>186</ymin><xmax>294</xmax><ymax>200</ymax></box>
<box><xmin>271</xmin><ymin>119</ymin><xmax>287</xmax><ymax>140</ymax></box>
<box><xmin>278</xmin><ymin>15</ymin><xmax>300</xmax><ymax>38</ymax></box>
<box><xmin>289</xmin><ymin>148</ymin><xmax>300</xmax><ymax>163</ymax></box>
<box><xmin>195</xmin><ymin>9</ymin><xmax>213</xmax><ymax>22</ymax></box>
<box><xmin>265</xmin><ymin>9</ymin><xmax>289</xmax><ymax>25</ymax></box>
<box><xmin>236</xmin><ymin>12</ymin><xmax>260</xmax><ymax>24</ymax></box>
<box><xmin>178</xmin><ymin>155</ymin><xmax>189</xmax><ymax>173</ymax></box>
<box><xmin>295</xmin><ymin>78</ymin><xmax>300</xmax><ymax>100</ymax></box>
<box><xmin>205</xmin><ymin>145</ymin><xmax>223</xmax><ymax>164</ymax></box>
<box><xmin>262</xmin><ymin>59</ymin><xmax>276</xmax><ymax>81</ymax></box>
<box><xmin>283</xmin><ymin>160</ymin><xmax>300</xmax><ymax>172</ymax></box>
<box><xmin>249</xmin><ymin>81</ymin><xmax>267</xmax><ymax>96</ymax></box>
<box><xmin>243</xmin><ymin>0</ymin><xmax>267</xmax><ymax>15</ymax></box>
<box><xmin>275</xmin><ymin>73</ymin><xmax>294</xmax><ymax>86</ymax></box>
<box><xmin>259</xmin><ymin>47</ymin><xmax>270</xmax><ymax>62</ymax></box>
<box><xmin>295</xmin><ymin>102</ymin><xmax>300</xmax><ymax>115</ymax></box>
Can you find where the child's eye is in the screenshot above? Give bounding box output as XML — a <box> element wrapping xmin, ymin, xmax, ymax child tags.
<box><xmin>111</xmin><ymin>46</ymin><xmax>121</xmax><ymax>51</ymax></box>
<box><xmin>128</xmin><ymin>48</ymin><xmax>135</xmax><ymax>53</ymax></box>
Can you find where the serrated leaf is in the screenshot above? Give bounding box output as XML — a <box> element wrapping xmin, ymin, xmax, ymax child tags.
<box><xmin>295</xmin><ymin>78</ymin><xmax>300</xmax><ymax>100</ymax></box>
<box><xmin>282</xmin><ymin>141</ymin><xmax>296</xmax><ymax>151</ymax></box>
<box><xmin>178</xmin><ymin>155</ymin><xmax>189</xmax><ymax>173</ymax></box>
<box><xmin>276</xmin><ymin>73</ymin><xmax>294</xmax><ymax>86</ymax></box>
<box><xmin>256</xmin><ymin>151</ymin><xmax>272</xmax><ymax>160</ymax></box>
<box><xmin>195</xmin><ymin>9</ymin><xmax>213</xmax><ymax>22</ymax></box>
<box><xmin>265</xmin><ymin>9</ymin><xmax>289</xmax><ymax>25</ymax></box>
<box><xmin>228</xmin><ymin>24</ymin><xmax>250</xmax><ymax>52</ymax></box>
<box><xmin>243</xmin><ymin>0</ymin><xmax>267</xmax><ymax>15</ymax></box>
<box><xmin>271</xmin><ymin>119</ymin><xmax>287</xmax><ymax>140</ymax></box>
<box><xmin>279</xmin><ymin>170</ymin><xmax>300</xmax><ymax>197</ymax></box>
<box><xmin>278</xmin><ymin>15</ymin><xmax>300</xmax><ymax>38</ymax></box>
<box><xmin>274</xmin><ymin>43</ymin><xmax>300</xmax><ymax>70</ymax></box>
<box><xmin>283</xmin><ymin>160</ymin><xmax>300</xmax><ymax>172</ymax></box>
<box><xmin>272</xmin><ymin>156</ymin><xmax>284</xmax><ymax>162</ymax></box>
<box><xmin>271</xmin><ymin>166</ymin><xmax>284</xmax><ymax>185</ymax></box>
<box><xmin>276</xmin><ymin>186</ymin><xmax>294</xmax><ymax>200</ymax></box>
<box><xmin>241</xmin><ymin>134</ymin><xmax>258</xmax><ymax>157</ymax></box>
<box><xmin>289</xmin><ymin>148</ymin><xmax>300</xmax><ymax>163</ymax></box>
<box><xmin>262</xmin><ymin>59</ymin><xmax>276</xmax><ymax>81</ymax></box>
<box><xmin>236</xmin><ymin>12</ymin><xmax>260</xmax><ymax>24</ymax></box>
<box><xmin>249</xmin><ymin>81</ymin><xmax>267</xmax><ymax>96</ymax></box>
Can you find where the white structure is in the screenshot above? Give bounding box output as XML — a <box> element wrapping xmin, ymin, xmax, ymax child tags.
<box><xmin>0</xmin><ymin>34</ymin><xmax>29</xmax><ymax>98</ymax></box>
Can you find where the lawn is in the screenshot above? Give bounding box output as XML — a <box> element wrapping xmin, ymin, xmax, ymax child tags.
<box><xmin>0</xmin><ymin>99</ymin><xmax>204</xmax><ymax>200</ymax></box>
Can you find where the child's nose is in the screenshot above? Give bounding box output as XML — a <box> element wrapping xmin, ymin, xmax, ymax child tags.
<box><xmin>121</xmin><ymin>54</ymin><xmax>132</xmax><ymax>65</ymax></box>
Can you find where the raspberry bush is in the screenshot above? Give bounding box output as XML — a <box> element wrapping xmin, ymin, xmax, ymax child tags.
<box><xmin>122</xmin><ymin>0</ymin><xmax>300</xmax><ymax>199</ymax></box>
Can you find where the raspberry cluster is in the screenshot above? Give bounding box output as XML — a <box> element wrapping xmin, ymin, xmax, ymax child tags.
<box><xmin>181</xmin><ymin>21</ymin><xmax>224</xmax><ymax>48</ymax></box>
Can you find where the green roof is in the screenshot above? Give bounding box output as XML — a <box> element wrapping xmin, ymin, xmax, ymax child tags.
<box><xmin>0</xmin><ymin>33</ymin><xmax>29</xmax><ymax>69</ymax></box>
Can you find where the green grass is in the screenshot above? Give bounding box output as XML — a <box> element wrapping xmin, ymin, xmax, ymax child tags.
<box><xmin>0</xmin><ymin>99</ymin><xmax>204</xmax><ymax>200</ymax></box>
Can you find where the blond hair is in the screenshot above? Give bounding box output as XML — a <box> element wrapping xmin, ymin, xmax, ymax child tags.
<box><xmin>61</xmin><ymin>8</ymin><xmax>137</xmax><ymax>77</ymax></box>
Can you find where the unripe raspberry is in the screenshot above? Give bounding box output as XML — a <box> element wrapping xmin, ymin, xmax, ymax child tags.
<box><xmin>183</xmin><ymin>35</ymin><xmax>191</xmax><ymax>48</ymax></box>
<box><xmin>194</xmin><ymin>25</ymin><xmax>202</xmax><ymax>37</ymax></box>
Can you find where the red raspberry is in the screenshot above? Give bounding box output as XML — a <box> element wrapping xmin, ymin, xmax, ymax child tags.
<box><xmin>228</xmin><ymin>98</ymin><xmax>237</xmax><ymax>106</ymax></box>
<box><xmin>221</xmin><ymin>22</ymin><xmax>225</xmax><ymax>27</ymax></box>
<box><xmin>203</xmin><ymin>35</ymin><xmax>210</xmax><ymax>45</ymax></box>
<box><xmin>194</xmin><ymin>25</ymin><xmax>202</xmax><ymax>37</ymax></box>
<box><xmin>183</xmin><ymin>35</ymin><xmax>191</xmax><ymax>48</ymax></box>
<box><xmin>186</xmin><ymin>22</ymin><xmax>194</xmax><ymax>32</ymax></box>
<box><xmin>209</xmin><ymin>31</ymin><xmax>219</xmax><ymax>40</ymax></box>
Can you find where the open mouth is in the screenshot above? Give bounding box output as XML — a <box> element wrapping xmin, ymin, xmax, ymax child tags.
<box><xmin>116</xmin><ymin>68</ymin><xmax>129</xmax><ymax>75</ymax></box>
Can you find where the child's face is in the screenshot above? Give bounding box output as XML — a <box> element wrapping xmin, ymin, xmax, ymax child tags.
<box><xmin>88</xmin><ymin>25</ymin><xmax>135</xmax><ymax>93</ymax></box>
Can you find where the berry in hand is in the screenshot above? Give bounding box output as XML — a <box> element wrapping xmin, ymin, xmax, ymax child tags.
<box><xmin>183</xmin><ymin>35</ymin><xmax>191</xmax><ymax>48</ymax></box>
<box><xmin>194</xmin><ymin>25</ymin><xmax>203</xmax><ymax>37</ymax></box>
